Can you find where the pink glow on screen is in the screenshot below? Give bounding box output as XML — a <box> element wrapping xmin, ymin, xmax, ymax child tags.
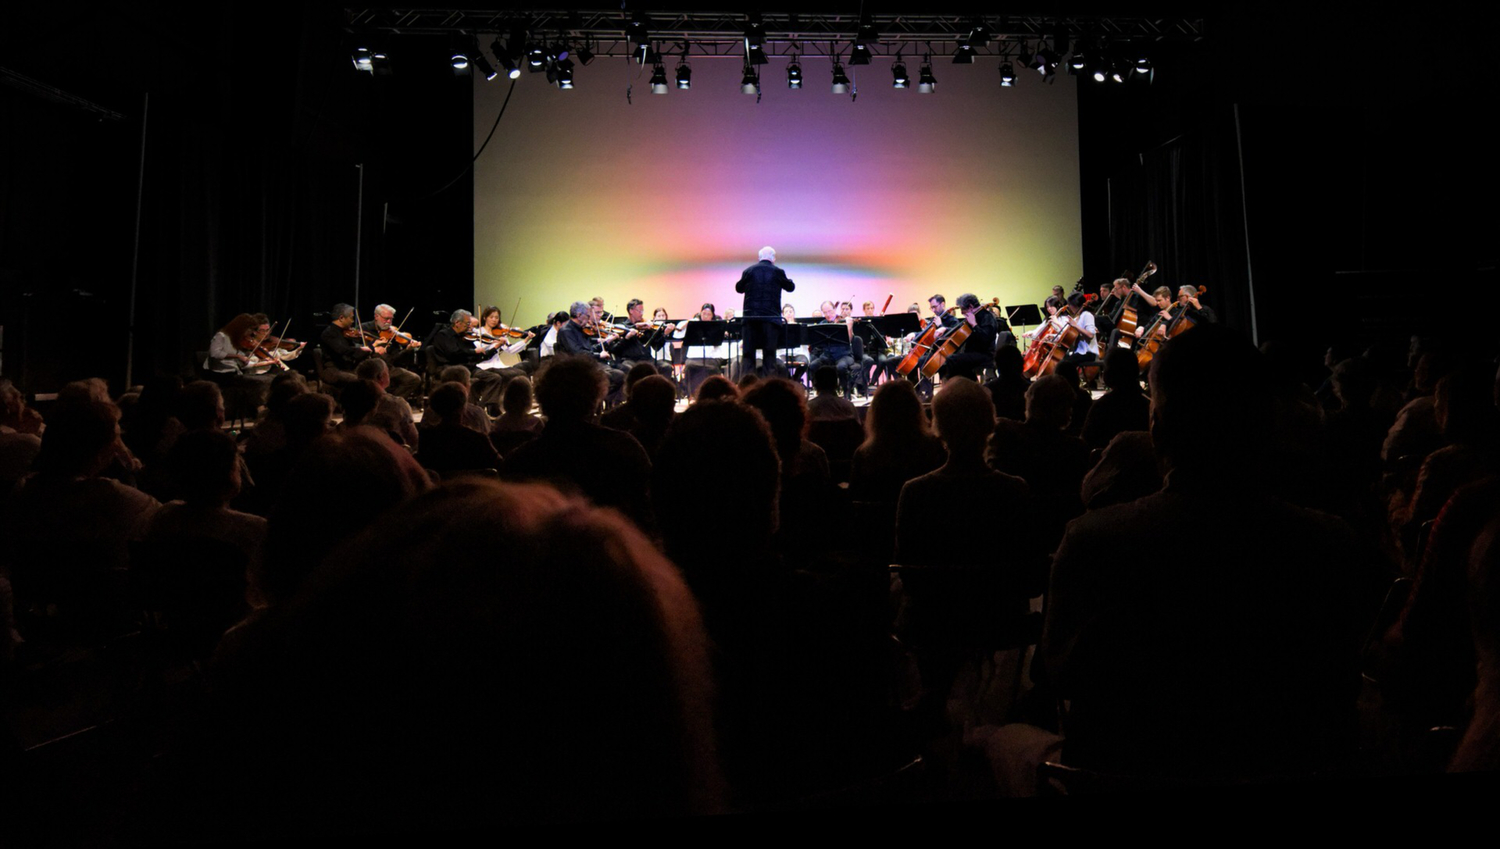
<box><xmin>475</xmin><ymin>57</ymin><xmax>1080</xmax><ymax>325</ymax></box>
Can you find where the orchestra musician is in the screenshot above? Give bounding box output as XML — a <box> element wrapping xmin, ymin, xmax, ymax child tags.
<box><xmin>647</xmin><ymin>306</ymin><xmax>679</xmax><ymax>374</ymax></box>
<box><xmin>590</xmin><ymin>296</ymin><xmax>614</xmax><ymax>325</ymax></box>
<box><xmin>1173</xmin><ymin>285</ymin><xmax>1217</xmax><ymax>325</ymax></box>
<box><xmin>603</xmin><ymin>299</ymin><xmax>661</xmax><ymax>375</ymax></box>
<box><xmin>204</xmin><ymin>313</ymin><xmax>273</xmax><ymax>410</ymax></box>
<box><xmin>359</xmin><ymin>303</ymin><xmax>424</xmax><ymax>400</ymax></box>
<box><xmin>1060</xmin><ymin>292</ymin><xmax>1100</xmax><ymax>366</ymax></box>
<box><xmin>319</xmin><ymin>304</ymin><xmax>385</xmax><ymax>393</ymax></box>
<box><xmin>673</xmin><ymin>303</ymin><xmax>728</xmax><ymax>398</ymax></box>
<box><xmin>780</xmin><ymin>303</ymin><xmax>809</xmax><ymax>382</ymax></box>
<box><xmin>427</xmin><ymin>309</ymin><xmax>506</xmax><ymax>407</ymax></box>
<box><xmin>808</xmin><ymin>300</ymin><xmax>864</xmax><ymax>398</ymax></box>
<box><xmin>557</xmin><ymin>301</ymin><xmax>626</xmax><ymax>402</ymax></box>
<box><xmin>935</xmin><ymin>293</ymin><xmax>1001</xmax><ymax>382</ymax></box>
<box><xmin>474</xmin><ymin>306</ymin><xmax>535</xmax><ymax>390</ymax></box>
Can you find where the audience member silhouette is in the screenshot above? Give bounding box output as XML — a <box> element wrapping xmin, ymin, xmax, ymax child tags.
<box><xmin>505</xmin><ymin>356</ymin><xmax>653</xmax><ymax>531</ymax></box>
<box><xmin>984</xmin><ymin>344</ymin><xmax>1030</xmax><ymax>422</ymax></box>
<box><xmin>850</xmin><ymin>378</ymin><xmax>945</xmax><ymax>506</ymax></box>
<box><xmin>1040</xmin><ymin>324</ymin><xmax>1386</xmax><ymax>783</ymax></box>
<box><xmin>1080</xmin><ymin>348</ymin><xmax>1149</xmax><ymax>449</ymax></box>
<box><xmin>416</xmin><ymin>382</ymin><xmax>502</xmax><ymax>476</ymax></box>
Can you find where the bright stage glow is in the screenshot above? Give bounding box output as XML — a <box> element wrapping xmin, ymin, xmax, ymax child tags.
<box><xmin>474</xmin><ymin>58</ymin><xmax>1081</xmax><ymax>327</ymax></box>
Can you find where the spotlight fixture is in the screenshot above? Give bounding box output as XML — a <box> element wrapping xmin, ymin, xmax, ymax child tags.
<box><xmin>555</xmin><ymin>58</ymin><xmax>574</xmax><ymax>89</ymax></box>
<box><xmin>1068</xmin><ymin>49</ymin><xmax>1087</xmax><ymax>74</ymax></box>
<box><xmin>527</xmin><ymin>44</ymin><xmax>546</xmax><ymax>71</ymax></box>
<box><xmin>952</xmin><ymin>44</ymin><xmax>976</xmax><ymax>64</ymax></box>
<box><xmin>741</xmin><ymin>64</ymin><xmax>760</xmax><ymax>95</ymax></box>
<box><xmin>831</xmin><ymin>62</ymin><xmax>850</xmax><ymax>94</ymax></box>
<box><xmin>1135</xmin><ymin>54</ymin><xmax>1153</xmax><ymax>75</ymax></box>
<box><xmin>576</xmin><ymin>45</ymin><xmax>595</xmax><ymax>66</ymax></box>
<box><xmin>787</xmin><ymin>57</ymin><xmax>803</xmax><ymax>89</ymax></box>
<box><xmin>676</xmin><ymin>62</ymin><xmax>692</xmax><ymax>89</ymax></box>
<box><xmin>744</xmin><ymin>17</ymin><xmax>767</xmax><ymax>65</ymax></box>
<box><xmin>967</xmin><ymin>19</ymin><xmax>992</xmax><ymax>48</ymax></box>
<box><xmin>473</xmin><ymin>52</ymin><xmax>498</xmax><ymax>81</ymax></box>
<box><xmin>1109</xmin><ymin>61</ymin><xmax>1125</xmax><ymax>84</ymax></box>
<box><xmin>999</xmin><ymin>61</ymin><xmax>1015</xmax><ymax>87</ymax></box>
<box><xmin>850</xmin><ymin>43</ymin><xmax>872</xmax><ymax>65</ymax></box>
<box><xmin>892</xmin><ymin>57</ymin><xmax>910</xmax><ymax>89</ymax></box>
<box><xmin>1091</xmin><ymin>61</ymin><xmax>1108</xmax><ymax>83</ymax></box>
<box><xmin>626</xmin><ymin>12</ymin><xmax>649</xmax><ymax>51</ymax></box>
<box><xmin>352</xmin><ymin>47</ymin><xmax>376</xmax><ymax>73</ymax></box>
<box><xmin>490</xmin><ymin>39</ymin><xmax>521</xmax><ymax>78</ymax></box>
<box><xmin>1036</xmin><ymin>48</ymin><xmax>1059</xmax><ymax>77</ymax></box>
<box><xmin>450</xmin><ymin>51</ymin><xmax>471</xmax><ymax>75</ymax></box>
<box><xmin>650</xmin><ymin>62</ymin><xmax>669</xmax><ymax>94</ymax></box>
<box><xmin>917</xmin><ymin>56</ymin><xmax>936</xmax><ymax>93</ymax></box>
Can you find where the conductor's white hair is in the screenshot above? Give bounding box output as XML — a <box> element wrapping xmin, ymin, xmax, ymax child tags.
<box><xmin>758</xmin><ymin>246</ymin><xmax>776</xmax><ymax>261</ymax></box>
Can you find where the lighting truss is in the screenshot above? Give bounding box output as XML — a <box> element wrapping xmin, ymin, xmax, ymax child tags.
<box><xmin>343</xmin><ymin>10</ymin><xmax>1206</xmax><ymax>59</ymax></box>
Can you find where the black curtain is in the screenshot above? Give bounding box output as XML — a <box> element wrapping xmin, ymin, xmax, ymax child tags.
<box><xmin>1105</xmin><ymin>106</ymin><xmax>1254</xmax><ymax>339</ymax></box>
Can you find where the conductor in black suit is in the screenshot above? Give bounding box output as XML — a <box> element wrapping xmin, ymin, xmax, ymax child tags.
<box><xmin>735</xmin><ymin>246</ymin><xmax>796</xmax><ymax>378</ymax></box>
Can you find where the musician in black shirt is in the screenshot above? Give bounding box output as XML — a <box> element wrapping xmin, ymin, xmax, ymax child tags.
<box><xmin>429</xmin><ymin>310</ymin><xmax>505</xmax><ymax>407</ymax></box>
<box><xmin>320</xmin><ymin>303</ymin><xmax>379</xmax><ymax>392</ymax></box>
<box><xmin>938</xmin><ymin>293</ymin><xmax>1000</xmax><ymax>382</ymax></box>
<box><xmin>557</xmin><ymin>301</ymin><xmax>626</xmax><ymax>402</ymax></box>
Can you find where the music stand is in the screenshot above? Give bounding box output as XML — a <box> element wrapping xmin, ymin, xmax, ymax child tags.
<box><xmin>680</xmin><ymin>320</ymin><xmax>728</xmax><ymax>352</ymax></box>
<box><xmin>869</xmin><ymin>313</ymin><xmax>921</xmax><ymax>339</ymax></box>
<box><xmin>1005</xmin><ymin>304</ymin><xmax>1043</xmax><ymax>348</ymax></box>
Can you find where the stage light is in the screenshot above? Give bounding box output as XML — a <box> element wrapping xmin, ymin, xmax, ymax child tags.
<box><xmin>555</xmin><ymin>58</ymin><xmax>574</xmax><ymax>89</ymax></box>
<box><xmin>917</xmin><ymin>57</ymin><xmax>936</xmax><ymax>93</ymax></box>
<box><xmin>1036</xmin><ymin>48</ymin><xmax>1060</xmax><ymax>77</ymax></box>
<box><xmin>952</xmin><ymin>44</ymin><xmax>976</xmax><ymax>64</ymax></box>
<box><xmin>741</xmin><ymin>64</ymin><xmax>760</xmax><ymax>95</ymax></box>
<box><xmin>787</xmin><ymin>58</ymin><xmax>803</xmax><ymax>89</ymax></box>
<box><xmin>352</xmin><ymin>48</ymin><xmax>375</xmax><ymax>74</ymax></box>
<box><xmin>626</xmin><ymin>12</ymin><xmax>649</xmax><ymax>54</ymax></box>
<box><xmin>744</xmin><ymin>17</ymin><xmax>767</xmax><ymax>65</ymax></box>
<box><xmin>473</xmin><ymin>53</ymin><xmax>498</xmax><ymax>81</ymax></box>
<box><xmin>850</xmin><ymin>43</ymin><xmax>872</xmax><ymax>65</ymax></box>
<box><xmin>450</xmin><ymin>52</ymin><xmax>471</xmax><ymax>75</ymax></box>
<box><xmin>999</xmin><ymin>61</ymin><xmax>1015</xmax><ymax>87</ymax></box>
<box><xmin>489</xmin><ymin>39</ymin><xmax>521</xmax><ymax>79</ymax></box>
<box><xmin>831</xmin><ymin>62</ymin><xmax>850</xmax><ymax>94</ymax></box>
<box><xmin>1068</xmin><ymin>49</ymin><xmax>1087</xmax><ymax>74</ymax></box>
<box><xmin>1092</xmin><ymin>62</ymin><xmax>1108</xmax><ymax>83</ymax></box>
<box><xmin>856</xmin><ymin>17</ymin><xmax>879</xmax><ymax>45</ymax></box>
<box><xmin>676</xmin><ymin>63</ymin><xmax>692</xmax><ymax>89</ymax></box>
<box><xmin>892</xmin><ymin>57</ymin><xmax>910</xmax><ymax>88</ymax></box>
<box><xmin>576</xmin><ymin>45</ymin><xmax>595</xmax><ymax>66</ymax></box>
<box><xmin>1109</xmin><ymin>61</ymin><xmax>1125</xmax><ymax>84</ymax></box>
<box><xmin>650</xmin><ymin>62</ymin><xmax>669</xmax><ymax>94</ymax></box>
<box><xmin>967</xmin><ymin>18</ymin><xmax>992</xmax><ymax>47</ymax></box>
<box><xmin>1135</xmin><ymin>54</ymin><xmax>1153</xmax><ymax>75</ymax></box>
<box><xmin>527</xmin><ymin>45</ymin><xmax>546</xmax><ymax>71</ymax></box>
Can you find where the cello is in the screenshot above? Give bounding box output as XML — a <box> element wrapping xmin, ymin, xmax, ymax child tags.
<box><xmin>895</xmin><ymin>306</ymin><xmax>960</xmax><ymax>380</ymax></box>
<box><xmin>1135</xmin><ymin>285</ymin><xmax>1207</xmax><ymax>371</ymax></box>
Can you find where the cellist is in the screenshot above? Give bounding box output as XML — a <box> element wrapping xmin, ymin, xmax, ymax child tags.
<box><xmin>935</xmin><ymin>293</ymin><xmax>1001</xmax><ymax>382</ymax></box>
<box><xmin>1058</xmin><ymin>293</ymin><xmax>1100</xmax><ymax>367</ymax></box>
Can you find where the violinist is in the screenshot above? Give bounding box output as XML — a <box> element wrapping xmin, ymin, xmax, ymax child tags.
<box><xmin>358</xmin><ymin>303</ymin><xmax>424</xmax><ymax>400</ymax></box>
<box><xmin>604</xmin><ymin>299</ymin><xmax>660</xmax><ymax>374</ymax></box>
<box><xmin>205</xmin><ymin>312</ymin><xmax>273</xmax><ymax>407</ymax></box>
<box><xmin>935</xmin><ymin>293</ymin><xmax>1001</xmax><ymax>382</ymax></box>
<box><xmin>319</xmin><ymin>303</ymin><xmax>384</xmax><ymax>393</ymax></box>
<box><xmin>557</xmin><ymin>301</ymin><xmax>626</xmax><ymax>402</ymax></box>
<box><xmin>590</xmin><ymin>296</ymin><xmax>614</xmax><ymax>325</ymax></box>
<box><xmin>647</xmin><ymin>306</ymin><xmax>679</xmax><ymax>373</ymax></box>
<box><xmin>475</xmin><ymin>306</ymin><xmax>537</xmax><ymax>380</ymax></box>
<box><xmin>428</xmin><ymin>309</ymin><xmax>507</xmax><ymax>407</ymax></box>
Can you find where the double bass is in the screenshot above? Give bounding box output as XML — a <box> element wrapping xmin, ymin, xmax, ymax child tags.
<box><xmin>1114</xmin><ymin>261</ymin><xmax>1157</xmax><ymax>347</ymax></box>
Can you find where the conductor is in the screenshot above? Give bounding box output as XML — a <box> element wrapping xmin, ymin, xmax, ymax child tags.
<box><xmin>736</xmin><ymin>246</ymin><xmax>796</xmax><ymax>377</ymax></box>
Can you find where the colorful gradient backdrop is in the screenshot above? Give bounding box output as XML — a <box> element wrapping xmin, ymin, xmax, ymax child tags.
<box><xmin>474</xmin><ymin>56</ymin><xmax>1080</xmax><ymax>327</ymax></box>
